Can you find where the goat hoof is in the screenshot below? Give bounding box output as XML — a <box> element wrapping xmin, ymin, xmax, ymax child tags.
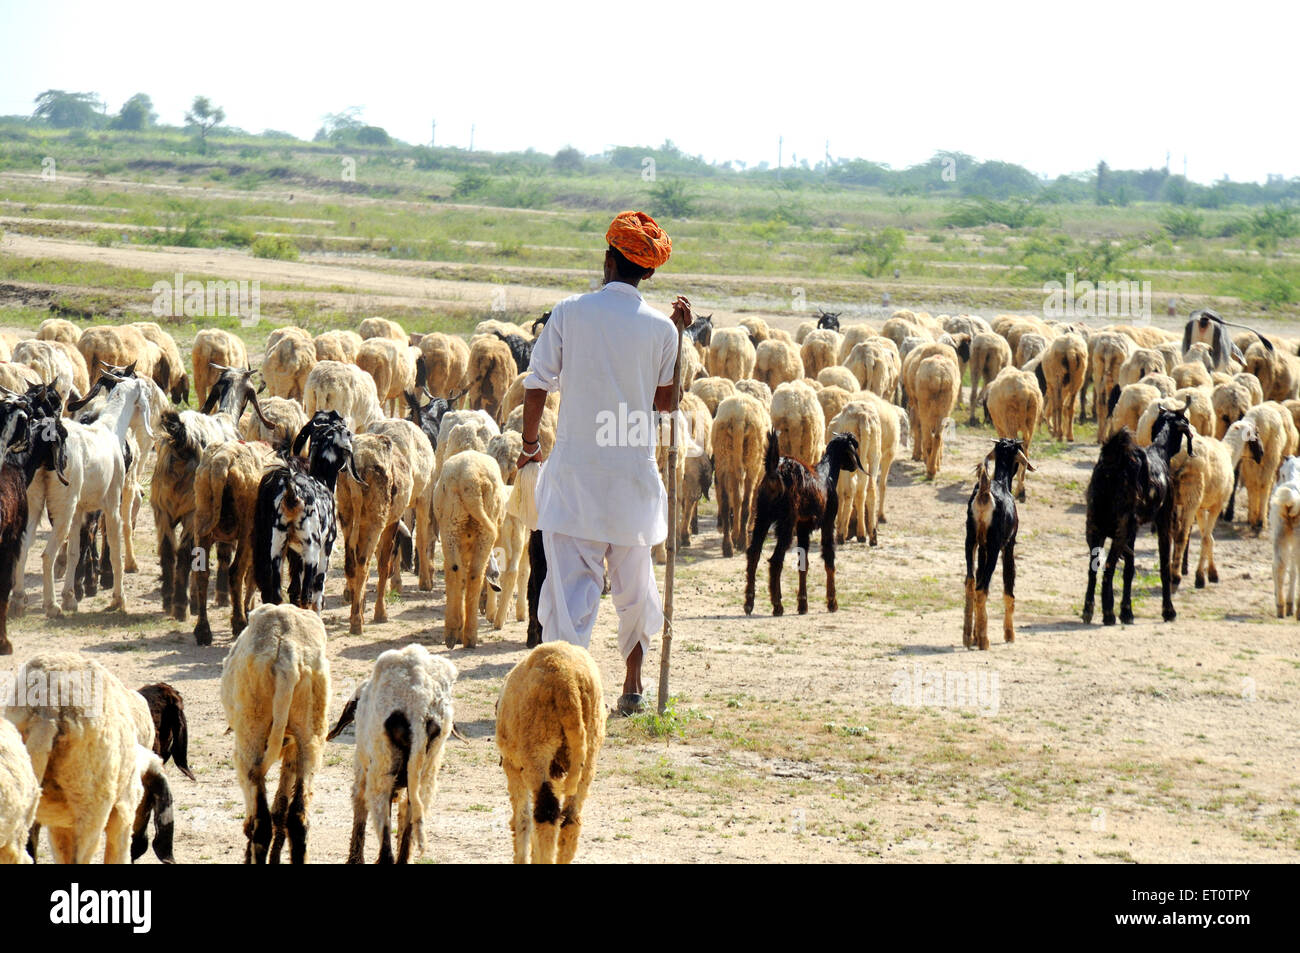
<box><xmin>1102</xmin><ymin>613</ymin><xmax>1116</xmax><ymax>626</ymax></box>
<box><xmin>194</xmin><ymin>622</ymin><xmax>212</xmax><ymax>646</ymax></box>
<box><xmin>0</xmin><ymin>639</ymin><xmax>10</xmax><ymax>656</ymax></box>
<box><xmin>743</xmin><ymin>598</ymin><xmax>754</xmax><ymax>615</ymax></box>
<box><xmin>1119</xmin><ymin>611</ymin><xmax>1135</xmax><ymax>625</ymax></box>
<box><xmin>1194</xmin><ymin>574</ymin><xmax>1206</xmax><ymax>589</ymax></box>
<box><xmin>46</xmin><ymin>605</ymin><xmax>63</xmax><ymax>620</ymax></box>
<box><xmin>1208</xmin><ymin>568</ymin><xmax>1218</xmax><ymax>584</ymax></box>
<box><xmin>1081</xmin><ymin>608</ymin><xmax>1092</xmax><ymax>624</ymax></box>
<box><xmin>827</xmin><ymin>598</ymin><xmax>837</xmax><ymax>613</ymax></box>
<box><xmin>444</xmin><ymin>632</ymin><xmax>458</xmax><ymax>648</ymax></box>
<box><xmin>771</xmin><ymin>603</ymin><xmax>783</xmax><ymax>617</ymax></box>
<box><xmin>1162</xmin><ymin>608</ymin><xmax>1176</xmax><ymax>623</ymax></box>
<box><xmin>172</xmin><ymin>605</ymin><xmax>188</xmax><ymax>622</ymax></box>
<box><xmin>350</xmin><ymin>619</ymin><xmax>363</xmax><ymax>636</ymax></box>
<box><xmin>878</xmin><ymin>515</ymin><xmax>887</xmax><ymax>524</ymax></box>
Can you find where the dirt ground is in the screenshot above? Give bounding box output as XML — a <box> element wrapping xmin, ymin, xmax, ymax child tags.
<box><xmin>4</xmin><ymin>351</ymin><xmax>1298</xmax><ymax>864</ymax></box>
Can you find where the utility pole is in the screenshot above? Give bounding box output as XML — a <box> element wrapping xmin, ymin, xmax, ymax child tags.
<box><xmin>777</xmin><ymin>135</ymin><xmax>782</xmax><ymax>181</ymax></box>
<box><xmin>470</xmin><ymin>123</ymin><xmax>475</xmax><ymax>152</ymax></box>
<box><xmin>824</xmin><ymin>138</ymin><xmax>830</xmax><ymax>180</ymax></box>
<box><xmin>431</xmin><ymin>119</ymin><xmax>436</xmax><ymax>147</ymax></box>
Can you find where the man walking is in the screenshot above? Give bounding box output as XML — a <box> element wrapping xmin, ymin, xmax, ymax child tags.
<box><xmin>518</xmin><ymin>210</ymin><xmax>690</xmax><ymax>715</ymax></box>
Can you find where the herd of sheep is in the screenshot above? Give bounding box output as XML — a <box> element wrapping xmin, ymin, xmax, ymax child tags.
<box><xmin>1</xmin><ymin>300</ymin><xmax>1298</xmax><ymax>865</ymax></box>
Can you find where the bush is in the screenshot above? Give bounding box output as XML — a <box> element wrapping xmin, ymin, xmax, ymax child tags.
<box><xmin>844</xmin><ymin>228</ymin><xmax>906</xmax><ymax>277</ymax></box>
<box><xmin>1159</xmin><ymin>207</ymin><xmax>1203</xmax><ymax>239</ymax></box>
<box><xmin>452</xmin><ymin>169</ymin><xmax>491</xmax><ymax>199</ymax></box>
<box><xmin>251</xmin><ymin>235</ymin><xmax>299</xmax><ymax>260</ymax></box>
<box><xmin>647</xmin><ymin>178</ymin><xmax>697</xmax><ymax>218</ymax></box>
<box><xmin>942</xmin><ymin>198</ymin><xmax>1045</xmax><ymax>229</ymax></box>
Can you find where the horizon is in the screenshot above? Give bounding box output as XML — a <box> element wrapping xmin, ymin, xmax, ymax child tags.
<box><xmin>1</xmin><ymin>1</ymin><xmax>1294</xmax><ymax>186</ymax></box>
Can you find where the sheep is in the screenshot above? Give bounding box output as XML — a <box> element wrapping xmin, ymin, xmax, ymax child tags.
<box><xmin>1138</xmin><ymin>372</ymin><xmax>1177</xmax><ymax>397</ymax></box>
<box><xmin>77</xmin><ymin>324</ymin><xmax>168</xmax><ymax>395</ymax></box>
<box><xmin>1183</xmin><ymin>341</ymin><xmax>1217</xmax><ymax>374</ymax></box>
<box><xmin>191</xmin><ymin>329</ymin><xmax>248</xmax><ymax>409</ymax></box>
<box><xmin>1211</xmin><ymin>380</ymin><xmax>1252</xmax><ymax>439</ymax></box>
<box><xmin>710</xmin><ymin>393</ymin><xmax>770</xmax><ymax>558</ymax></box>
<box><xmin>313</xmin><ymin>329</ymin><xmax>364</xmax><ymax>365</ymax></box>
<box><xmin>358</xmin><ymin>317</ymin><xmax>407</xmax><ymax>342</ymax></box>
<box><xmin>1171</xmin><ymin>420</ymin><xmax>1259</xmax><ymax>592</ymax></box>
<box><xmin>734</xmin><ymin>378</ymin><xmax>772</xmax><ymax>407</ymax></box>
<box><xmin>1110</xmin><ymin>323</ymin><xmax>1176</xmax><ymax>350</ymax></box>
<box><xmin>1270</xmin><ymin>456</ymin><xmax>1300</xmax><ymax>617</ymax></box>
<box><xmin>964</xmin><ymin>438</ymin><xmax>1034</xmax><ymax>649</ymax></box>
<box><xmin>12</xmin><ymin>339</ymin><xmax>83</xmax><ymax>407</ymax></box>
<box><xmin>239</xmin><ymin>395</ymin><xmax>308</xmax><ymax>447</ymax></box>
<box><xmin>966</xmin><ymin>331</ymin><xmax>1013</xmax><ymax>424</ymax></box>
<box><xmin>432</xmin><ymin>449</ymin><xmax>506</xmax><ymax>648</ymax></box>
<box><xmin>137</xmin><ymin>683</ymin><xmax>194</xmax><ymax>780</ymax></box>
<box><xmin>335</xmin><ymin>432</ymin><xmax>413</xmax><ymax>635</ymax></box>
<box><xmin>1086</xmin><ymin>332</ymin><xmax>1133</xmax><ymax>439</ymax></box>
<box><xmin>473</xmin><ymin>318</ymin><xmax>529</xmax><ymax>340</ymax></box>
<box><xmin>466</xmin><ymin>333</ymin><xmax>515</xmax><ymax>422</ymax></box>
<box><xmin>434</xmin><ymin>409</ymin><xmax>500</xmax><ymax>476</ymax></box>
<box><xmin>367</xmin><ymin>417</ymin><xmax>436</xmax><ymax>590</ymax></box>
<box><xmin>303</xmin><ymin>359</ymin><xmax>383</xmax><ymax>432</ymax></box>
<box><xmin>326</xmin><ymin>645</ymin><xmax>457</xmax><ymax>863</ymax></box>
<box><xmin>753</xmin><ymin>338</ymin><xmax>805</xmax><ymax>391</ymax></box>
<box><xmin>835</xmin><ymin>323</ymin><xmax>876</xmax><ymax>364</ymax></box>
<box><xmin>131</xmin><ymin>322</ymin><xmax>188</xmax><ymax>404</ymax></box>
<box><xmin>744</xmin><ymin>431</ymin><xmax>864</xmax><ymax>615</ymax></box>
<box><xmin>678</xmin><ymin>339</ymin><xmax>704</xmax><ymax>392</ymax></box>
<box><xmin>1014</xmin><ymin>333</ymin><xmax>1049</xmax><ymax>370</ymax></box>
<box><xmin>829</xmin><ymin>400</ymin><xmax>882</xmax><ymax>545</ymax></box>
<box><xmin>484</xmin><ymin>432</ymin><xmax>532</xmax><ymax>627</ymax></box>
<box><xmin>769</xmin><ymin>380</ymin><xmax>825</xmax><ymax>467</ymax></box>
<box><xmin>1136</xmin><ymin>389</ymin><xmax>1213</xmax><ymax>447</ymax></box>
<box><xmin>1082</xmin><ymin>406</ymin><xmax>1195</xmax><ymax>626</ymax></box>
<box><xmin>495</xmin><ymin>642</ymin><xmax>605</xmax><ymax>864</ymax></box>
<box><xmin>738</xmin><ymin>316</ymin><xmax>771</xmax><ymax>346</ymax></box>
<box><xmin>262</xmin><ymin>326</ymin><xmax>317</xmax><ymax>402</ymax></box>
<box><xmin>0</xmin><ymin>717</ymin><xmax>38</xmax><ymax>863</ymax></box>
<box><xmin>1105</xmin><ymin>382</ymin><xmax>1161</xmax><ymax>442</ymax></box>
<box><xmin>1118</xmin><ymin>347</ymin><xmax>1169</xmax><ymax>390</ymax></box>
<box><xmin>415</xmin><ymin>332</ymin><xmax>470</xmax><ymax>399</ymax></box>
<box><xmin>909</xmin><ymin>350</ymin><xmax>960</xmax><ymax>478</ymax></box>
<box><xmin>813</xmin><ymin>366</ymin><xmax>853</xmax><ymax>393</ymax></box>
<box><xmin>800</xmin><ymin>329</ymin><xmax>842</xmax><ymax>380</ymax></box>
<box><xmin>36</xmin><ymin>318</ymin><xmax>80</xmax><ymax>346</ymax></box>
<box><xmin>985</xmin><ymin>367</ymin><xmax>1042</xmax><ymax>500</ymax></box>
<box><xmin>1155</xmin><ymin>340</ymin><xmax>1183</xmax><ymax>376</ymax></box>
<box><xmin>1039</xmin><ymin>332</ymin><xmax>1088</xmax><ymax>441</ymax></box>
<box><xmin>1235</xmin><ymin>402</ymin><xmax>1290</xmax><ymax>532</ymax></box>
<box><xmin>689</xmin><ymin>375</ymin><xmax>735</xmax><ymax>415</ymax></box>
<box><xmin>881</xmin><ymin>313</ymin><xmax>928</xmax><ymax>350</ymax></box>
<box><xmin>844</xmin><ymin>338</ymin><xmax>900</xmax><ymax>402</ymax></box>
<box><xmin>1244</xmin><ymin>340</ymin><xmax>1300</xmax><ymax>402</ymax></box>
<box><xmin>220</xmin><ymin>603</ymin><xmax>330</xmax><ymax>864</ymax></box>
<box><xmin>1172</xmin><ymin>361</ymin><xmax>1213</xmax><ymax>391</ymax></box>
<box><xmin>5</xmin><ymin>652</ymin><xmax>142</xmax><ymax>863</ymax></box>
<box><xmin>705</xmin><ymin>327</ymin><xmax>757</xmax><ymax>382</ymax></box>
<box><xmin>354</xmin><ymin>336</ymin><xmax>416</xmax><ymax>418</ymax></box>
<box><xmin>1234</xmin><ymin>371</ymin><xmax>1265</xmax><ymax>406</ymax></box>
<box><xmin>817</xmin><ymin>385</ymin><xmax>853</xmax><ymax>430</ymax></box>
<box><xmin>192</xmin><ymin>439</ymin><xmax>278</xmax><ymax>644</ymax></box>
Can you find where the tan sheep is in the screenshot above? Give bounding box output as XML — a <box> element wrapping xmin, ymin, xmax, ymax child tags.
<box><xmin>358</xmin><ymin>317</ymin><xmax>407</xmax><ymax>342</ymax></box>
<box><xmin>738</xmin><ymin>316</ymin><xmax>771</xmax><ymax>345</ymax></box>
<box><xmin>1138</xmin><ymin>372</ymin><xmax>1177</xmax><ymax>397</ymax></box>
<box><xmin>303</xmin><ymin>360</ymin><xmax>383</xmax><ymax>432</ymax></box>
<box><xmin>36</xmin><ymin>318</ymin><xmax>80</xmax><ymax>345</ymax></box>
<box><xmin>1118</xmin><ymin>347</ymin><xmax>1167</xmax><ymax>388</ymax></box>
<box><xmin>1212</xmin><ymin>380</ymin><xmax>1253</xmax><ymax>439</ymax></box>
<box><xmin>1088</xmin><ymin>331</ymin><xmax>1133</xmax><ymax>440</ymax></box>
<box><xmin>1239</xmin><ymin>402</ymin><xmax>1289</xmax><ymax>531</ymax></box>
<box><xmin>753</xmin><ymin>338</ymin><xmax>805</xmax><ymax>391</ymax></box>
<box><xmin>914</xmin><ymin>353</ymin><xmax>960</xmax><ymax>477</ymax></box>
<box><xmin>689</xmin><ymin>375</ymin><xmax>736</xmax><ymax>415</ymax></box>
<box><xmin>485</xmin><ymin>431</ymin><xmax>530</xmax><ymax>627</ymax></box>
<box><xmin>733</xmin><ymin>378</ymin><xmax>772</xmax><ymax>408</ymax></box>
<box><xmin>239</xmin><ymin>395</ymin><xmax>308</xmax><ymax>447</ymax></box>
<box><xmin>416</xmin><ymin>333</ymin><xmax>470</xmax><ymax>401</ymax></box>
<box><xmin>356</xmin><ymin>336</ymin><xmax>416</xmax><ymax>417</ymax></box>
<box><xmin>800</xmin><ymin>329</ymin><xmax>842</xmax><ymax>379</ymax></box>
<box><xmin>220</xmin><ymin>603</ymin><xmax>330</xmax><ymax>864</ymax></box>
<box><xmin>466</xmin><ymin>334</ymin><xmax>515</xmax><ymax>422</ymax></box>
<box><xmin>986</xmin><ymin>367</ymin><xmax>1043</xmax><ymax>499</ymax></box>
<box><xmin>1109</xmin><ymin>324</ymin><xmax>1175</xmax><ymax>350</ymax></box>
<box><xmin>829</xmin><ymin>400</ymin><xmax>882</xmax><ymax>544</ymax></box>
<box><xmin>504</xmin><ymin>404</ymin><xmax>558</xmax><ymax>459</ymax></box>
<box><xmin>495</xmin><ymin>642</ymin><xmax>605</xmax><ymax>864</ymax></box>
<box><xmin>11</xmin><ymin>339</ymin><xmax>83</xmax><ymax>406</ymax></box>
<box><xmin>1245</xmin><ymin>341</ymin><xmax>1300</xmax><ymax>402</ymax></box>
<box><xmin>770</xmin><ymin>380</ymin><xmax>825</xmax><ymax>467</ymax></box>
<box><xmin>902</xmin><ymin>342</ymin><xmax>959</xmax><ymax>460</ymax></box>
<box><xmin>314</xmin><ymin>329</ymin><xmax>364</xmax><ymax>364</ymax></box>
<box><xmin>705</xmin><ymin>327</ymin><xmax>757</xmax><ymax>382</ymax></box>
<box><xmin>192</xmin><ymin>329</ymin><xmax>248</xmax><ymax>408</ymax></box>
<box><xmin>711</xmin><ymin>393</ymin><xmax>771</xmax><ymax>557</ymax></box>
<box><xmin>1014</xmin><ymin>332</ymin><xmax>1049</xmax><ymax>369</ymax></box>
<box><xmin>844</xmin><ymin>338</ymin><xmax>900</xmax><ymax>401</ymax></box>
<box><xmin>367</xmin><ymin>418</ymin><xmax>437</xmax><ymax>592</ymax></box>
<box><xmin>432</xmin><ymin>449</ymin><xmax>505</xmax><ymax>648</ymax></box>
<box><xmin>131</xmin><ymin>321</ymin><xmax>188</xmax><ymax>403</ymax></box>
<box><xmin>966</xmin><ymin>331</ymin><xmax>1012</xmax><ymax>424</ymax></box>
<box><xmin>817</xmin><ymin>385</ymin><xmax>853</xmax><ymax>429</ymax></box>
<box><xmin>881</xmin><ymin>313</ymin><xmax>928</xmax><ymax>350</ymax></box>
<box><xmin>1235</xmin><ymin>371</ymin><xmax>1265</xmax><ymax>406</ymax></box>
<box><xmin>673</xmin><ymin>392</ymin><xmax>714</xmax><ymax>549</ymax></box>
<box><xmin>262</xmin><ymin>326</ymin><xmax>317</xmax><ymax>402</ymax></box>
<box><xmin>816</xmin><ymin>366</ymin><xmax>857</xmax><ymax>393</ymax></box>
<box><xmin>78</xmin><ymin>324</ymin><xmax>167</xmax><ymax>393</ymax></box>
<box><xmin>1040</xmin><ymin>332</ymin><xmax>1088</xmax><ymax>441</ymax></box>
<box><xmin>337</xmin><ymin>432</ymin><xmax>414</xmax><ymax>635</ymax></box>
<box><xmin>1106</xmin><ymin>382</ymin><xmax>1161</xmax><ymax>441</ymax></box>
<box><xmin>1136</xmin><ymin>389</ymin><xmax>1213</xmax><ymax>446</ymax></box>
<box><xmin>0</xmin><ymin>716</ymin><xmax>39</xmax><ymax>864</ymax></box>
<box><xmin>5</xmin><ymin>652</ymin><xmax>142</xmax><ymax>863</ymax></box>
<box><xmin>1171</xmin><ymin>423</ymin><xmax>1260</xmax><ymax>590</ymax></box>
<box><xmin>836</xmin><ymin>323</ymin><xmax>877</xmax><ymax>363</ymax></box>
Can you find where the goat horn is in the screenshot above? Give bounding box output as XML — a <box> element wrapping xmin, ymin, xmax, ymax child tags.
<box><xmin>0</xmin><ymin>384</ymin><xmax>18</xmax><ymax>397</ymax></box>
<box><xmin>1017</xmin><ymin>450</ymin><xmax>1037</xmax><ymax>473</ymax></box>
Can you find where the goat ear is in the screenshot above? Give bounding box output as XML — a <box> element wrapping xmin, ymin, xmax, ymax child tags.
<box><xmin>291</xmin><ymin>421</ymin><xmax>312</xmax><ymax>456</ymax></box>
<box><xmin>326</xmin><ymin>698</ymin><xmax>358</xmax><ymax>741</ymax></box>
<box><xmin>1017</xmin><ymin>450</ymin><xmax>1037</xmax><ymax>472</ymax></box>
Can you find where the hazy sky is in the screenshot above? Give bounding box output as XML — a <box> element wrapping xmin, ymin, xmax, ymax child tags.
<box><xmin>2</xmin><ymin>0</ymin><xmax>1294</xmax><ymax>184</ymax></box>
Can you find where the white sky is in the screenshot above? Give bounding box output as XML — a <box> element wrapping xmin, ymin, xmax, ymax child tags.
<box><xmin>1</xmin><ymin>0</ymin><xmax>1295</xmax><ymax>184</ymax></box>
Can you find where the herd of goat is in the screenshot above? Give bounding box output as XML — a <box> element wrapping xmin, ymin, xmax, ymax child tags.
<box><xmin>0</xmin><ymin>301</ymin><xmax>1297</xmax><ymax>864</ymax></box>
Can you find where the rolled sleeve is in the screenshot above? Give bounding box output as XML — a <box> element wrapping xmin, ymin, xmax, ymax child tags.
<box><xmin>523</xmin><ymin>306</ymin><xmax>562</xmax><ymax>392</ymax></box>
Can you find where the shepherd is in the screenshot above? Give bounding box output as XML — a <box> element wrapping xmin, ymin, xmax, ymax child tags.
<box><xmin>517</xmin><ymin>210</ymin><xmax>690</xmax><ymax>716</ymax></box>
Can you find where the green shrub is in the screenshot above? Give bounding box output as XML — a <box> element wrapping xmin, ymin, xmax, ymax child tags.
<box><xmin>251</xmin><ymin>235</ymin><xmax>299</xmax><ymax>260</ymax></box>
<box><xmin>1159</xmin><ymin>207</ymin><xmax>1203</xmax><ymax>239</ymax></box>
<box><xmin>843</xmin><ymin>227</ymin><xmax>906</xmax><ymax>277</ymax></box>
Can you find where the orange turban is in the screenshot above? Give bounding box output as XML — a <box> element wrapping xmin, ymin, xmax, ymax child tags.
<box><xmin>606</xmin><ymin>210</ymin><xmax>672</xmax><ymax>269</ymax></box>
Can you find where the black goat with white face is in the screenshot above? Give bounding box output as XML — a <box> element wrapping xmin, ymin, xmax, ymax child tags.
<box><xmin>1083</xmin><ymin>405</ymin><xmax>1195</xmax><ymax>626</ymax></box>
<box><xmin>816</xmin><ymin>310</ymin><xmax>842</xmax><ymax>332</ymax></box>
<box><xmin>963</xmin><ymin>438</ymin><xmax>1034</xmax><ymax>650</ymax></box>
<box><xmin>253</xmin><ymin>410</ymin><xmax>362</xmax><ymax>611</ymax></box>
<box><xmin>683</xmin><ymin>313</ymin><xmax>714</xmax><ymax>348</ymax></box>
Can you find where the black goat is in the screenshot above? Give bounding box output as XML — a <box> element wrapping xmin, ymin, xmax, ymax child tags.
<box><xmin>683</xmin><ymin>313</ymin><xmax>714</xmax><ymax>348</ymax></box>
<box><xmin>492</xmin><ymin>330</ymin><xmax>534</xmax><ymax>375</ymax></box>
<box><xmin>201</xmin><ymin>363</ymin><xmax>276</xmax><ymax>428</ymax></box>
<box><xmin>1082</xmin><ymin>406</ymin><xmax>1195</xmax><ymax>626</ymax></box>
<box><xmin>530</xmin><ymin>311</ymin><xmax>551</xmax><ymax>337</ymax></box>
<box><xmin>138</xmin><ymin>682</ymin><xmax>195</xmax><ymax>781</ymax></box>
<box><xmin>744</xmin><ymin>430</ymin><xmax>864</xmax><ymax>616</ymax></box>
<box><xmin>963</xmin><ymin>438</ymin><xmax>1034</xmax><ymax>650</ymax></box>
<box><xmin>254</xmin><ymin>411</ymin><xmax>362</xmax><ymax>611</ymax></box>
<box><xmin>405</xmin><ymin>387</ymin><xmax>467</xmax><ymax>452</ymax></box>
<box><xmin>816</xmin><ymin>310</ymin><xmax>842</xmax><ymax>332</ymax></box>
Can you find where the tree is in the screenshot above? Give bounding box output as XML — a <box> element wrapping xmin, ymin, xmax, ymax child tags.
<box><xmin>185</xmin><ymin>96</ymin><xmax>225</xmax><ymax>151</ymax></box>
<box><xmin>1095</xmin><ymin>160</ymin><xmax>1109</xmax><ymax>205</ymax></box>
<box><xmin>553</xmin><ymin>146</ymin><xmax>584</xmax><ymax>173</ymax></box>
<box><xmin>32</xmin><ymin>90</ymin><xmax>104</xmax><ymax>129</ymax></box>
<box><xmin>110</xmin><ymin>93</ymin><xmax>156</xmax><ymax>131</ymax></box>
<box><xmin>355</xmin><ymin>125</ymin><xmax>390</xmax><ymax>146</ymax></box>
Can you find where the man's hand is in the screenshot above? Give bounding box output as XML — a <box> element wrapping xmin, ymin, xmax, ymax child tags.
<box><xmin>515</xmin><ymin>448</ymin><xmax>544</xmax><ymax>471</ymax></box>
<box><xmin>669</xmin><ymin>295</ymin><xmax>692</xmax><ymax>332</ymax></box>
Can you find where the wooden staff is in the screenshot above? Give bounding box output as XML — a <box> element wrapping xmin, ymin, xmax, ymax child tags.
<box><xmin>658</xmin><ymin>296</ymin><xmax>689</xmax><ymax>716</ymax></box>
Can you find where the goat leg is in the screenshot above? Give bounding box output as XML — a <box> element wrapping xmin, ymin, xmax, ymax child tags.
<box><xmin>1118</xmin><ymin>535</ymin><xmax>1137</xmax><ymax>625</ymax></box>
<box><xmin>1158</xmin><ymin>513</ymin><xmax>1176</xmax><ymax>623</ymax></box>
<box><xmin>1002</xmin><ymin>539</ymin><xmax>1016</xmax><ymax>643</ymax></box>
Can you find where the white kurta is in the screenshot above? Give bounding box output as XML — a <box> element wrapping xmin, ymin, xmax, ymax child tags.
<box><xmin>523</xmin><ymin>281</ymin><xmax>679</xmax><ymax>547</ymax></box>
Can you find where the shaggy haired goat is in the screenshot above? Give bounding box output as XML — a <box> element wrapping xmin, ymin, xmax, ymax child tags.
<box><xmin>1082</xmin><ymin>405</ymin><xmax>1195</xmax><ymax>626</ymax></box>
<box><xmin>744</xmin><ymin>430</ymin><xmax>864</xmax><ymax>616</ymax></box>
<box><xmin>963</xmin><ymin>439</ymin><xmax>1035</xmax><ymax>650</ymax></box>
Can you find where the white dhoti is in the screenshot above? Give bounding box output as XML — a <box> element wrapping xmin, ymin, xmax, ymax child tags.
<box><xmin>539</xmin><ymin>531</ymin><xmax>663</xmax><ymax>661</ymax></box>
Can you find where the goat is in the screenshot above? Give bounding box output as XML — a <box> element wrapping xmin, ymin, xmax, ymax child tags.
<box><xmin>0</xmin><ymin>392</ymin><xmax>52</xmax><ymax>654</ymax></box>
<box><xmin>1082</xmin><ymin>405</ymin><xmax>1195</xmax><ymax>626</ymax></box>
<box><xmin>405</xmin><ymin>387</ymin><xmax>467</xmax><ymax>453</ymax></box>
<box><xmin>815</xmin><ymin>309</ymin><xmax>842</xmax><ymax>332</ymax></box>
<box><xmin>743</xmin><ymin>430</ymin><xmax>864</xmax><ymax>616</ymax></box>
<box><xmin>491</xmin><ymin>330</ymin><xmax>534</xmax><ymax>376</ymax></box>
<box><xmin>963</xmin><ymin>438</ymin><xmax>1035</xmax><ymax>650</ymax></box>
<box><xmin>137</xmin><ymin>682</ymin><xmax>195</xmax><ymax>780</ymax></box>
<box><xmin>254</xmin><ymin>410</ymin><xmax>362</xmax><ymax>611</ymax></box>
<box><xmin>683</xmin><ymin>312</ymin><xmax>714</xmax><ymax>349</ymax></box>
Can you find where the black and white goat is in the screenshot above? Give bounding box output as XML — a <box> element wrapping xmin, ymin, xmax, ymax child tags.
<box><xmin>963</xmin><ymin>438</ymin><xmax>1034</xmax><ymax>650</ymax></box>
<box><xmin>254</xmin><ymin>410</ymin><xmax>362</xmax><ymax>611</ymax></box>
<box><xmin>683</xmin><ymin>312</ymin><xmax>714</xmax><ymax>349</ymax></box>
<box><xmin>1082</xmin><ymin>404</ymin><xmax>1195</xmax><ymax>626</ymax></box>
<box><xmin>744</xmin><ymin>430</ymin><xmax>864</xmax><ymax>616</ymax></box>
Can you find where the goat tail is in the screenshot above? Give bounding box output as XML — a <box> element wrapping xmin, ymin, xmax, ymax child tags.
<box><xmin>1277</xmin><ymin>494</ymin><xmax>1300</xmax><ymax>533</ymax></box>
<box><xmin>1107</xmin><ymin>384</ymin><xmax>1122</xmax><ymax>416</ymax></box>
<box><xmin>260</xmin><ymin>653</ymin><xmax>297</xmax><ymax>775</ymax></box>
<box><xmin>763</xmin><ymin>429</ymin><xmax>781</xmax><ymax>475</ymax></box>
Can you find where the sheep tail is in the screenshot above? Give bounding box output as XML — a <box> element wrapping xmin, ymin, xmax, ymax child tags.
<box><xmin>21</xmin><ymin>717</ymin><xmax>57</xmax><ymax>787</ymax></box>
<box><xmin>260</xmin><ymin>653</ymin><xmax>296</xmax><ymax>774</ymax></box>
<box><xmin>554</xmin><ymin>682</ymin><xmax>588</xmax><ymax>787</ymax></box>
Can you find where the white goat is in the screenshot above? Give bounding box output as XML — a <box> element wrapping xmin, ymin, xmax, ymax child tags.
<box><xmin>1270</xmin><ymin>455</ymin><xmax>1300</xmax><ymax>618</ymax></box>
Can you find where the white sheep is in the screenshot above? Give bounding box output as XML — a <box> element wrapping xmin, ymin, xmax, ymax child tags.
<box><xmin>220</xmin><ymin>603</ymin><xmax>331</xmax><ymax>864</ymax></box>
<box><xmin>0</xmin><ymin>717</ymin><xmax>39</xmax><ymax>864</ymax></box>
<box><xmin>303</xmin><ymin>359</ymin><xmax>383</xmax><ymax>432</ymax></box>
<box><xmin>432</xmin><ymin>449</ymin><xmax>505</xmax><ymax>649</ymax></box>
<box><xmin>327</xmin><ymin>644</ymin><xmax>457</xmax><ymax>864</ymax></box>
<box><xmin>1270</xmin><ymin>456</ymin><xmax>1300</xmax><ymax>618</ymax></box>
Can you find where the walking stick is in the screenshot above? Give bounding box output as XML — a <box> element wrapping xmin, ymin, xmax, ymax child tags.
<box><xmin>658</xmin><ymin>298</ymin><xmax>688</xmax><ymax>716</ymax></box>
